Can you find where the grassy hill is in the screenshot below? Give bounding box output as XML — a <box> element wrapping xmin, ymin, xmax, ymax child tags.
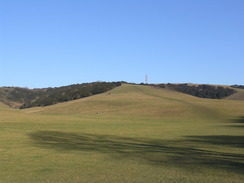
<box><xmin>1</xmin><ymin>84</ymin><xmax>244</xmax><ymax>183</ymax></box>
<box><xmin>1</xmin><ymin>82</ymin><xmax>241</xmax><ymax>109</ymax></box>
<box><xmin>24</xmin><ymin>84</ymin><xmax>242</xmax><ymax>120</ymax></box>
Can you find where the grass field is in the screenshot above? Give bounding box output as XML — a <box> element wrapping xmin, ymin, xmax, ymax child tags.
<box><xmin>1</xmin><ymin>84</ymin><xmax>244</xmax><ymax>182</ymax></box>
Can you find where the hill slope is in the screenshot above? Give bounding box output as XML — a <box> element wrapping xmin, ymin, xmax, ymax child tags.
<box><xmin>0</xmin><ymin>82</ymin><xmax>122</xmax><ymax>108</ymax></box>
<box><xmin>24</xmin><ymin>84</ymin><xmax>239</xmax><ymax>121</ymax></box>
<box><xmin>225</xmin><ymin>88</ymin><xmax>244</xmax><ymax>100</ymax></box>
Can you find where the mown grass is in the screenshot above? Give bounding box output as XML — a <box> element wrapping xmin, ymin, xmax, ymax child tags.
<box><xmin>1</xmin><ymin>84</ymin><xmax>244</xmax><ymax>182</ymax></box>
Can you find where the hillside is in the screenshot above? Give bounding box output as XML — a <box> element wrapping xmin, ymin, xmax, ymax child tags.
<box><xmin>24</xmin><ymin>84</ymin><xmax>239</xmax><ymax>121</ymax></box>
<box><xmin>225</xmin><ymin>88</ymin><xmax>244</xmax><ymax>100</ymax></box>
<box><xmin>0</xmin><ymin>87</ymin><xmax>45</xmax><ymax>108</ymax></box>
<box><xmin>0</xmin><ymin>82</ymin><xmax>242</xmax><ymax>110</ymax></box>
<box><xmin>0</xmin><ymin>82</ymin><xmax>122</xmax><ymax>108</ymax></box>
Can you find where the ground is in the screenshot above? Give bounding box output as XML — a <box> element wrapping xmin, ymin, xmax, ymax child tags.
<box><xmin>0</xmin><ymin>84</ymin><xmax>244</xmax><ymax>182</ymax></box>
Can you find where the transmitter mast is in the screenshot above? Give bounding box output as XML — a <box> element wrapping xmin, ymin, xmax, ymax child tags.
<box><xmin>145</xmin><ymin>73</ymin><xmax>148</xmax><ymax>84</ymax></box>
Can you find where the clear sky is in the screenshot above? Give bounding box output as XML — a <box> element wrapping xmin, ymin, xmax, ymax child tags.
<box><xmin>1</xmin><ymin>0</ymin><xmax>243</xmax><ymax>88</ymax></box>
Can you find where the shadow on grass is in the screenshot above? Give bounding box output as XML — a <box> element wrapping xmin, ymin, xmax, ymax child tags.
<box><xmin>233</xmin><ymin>116</ymin><xmax>244</xmax><ymax>123</ymax></box>
<box><xmin>187</xmin><ymin>135</ymin><xmax>244</xmax><ymax>148</ymax></box>
<box><xmin>227</xmin><ymin>116</ymin><xmax>244</xmax><ymax>128</ymax></box>
<box><xmin>29</xmin><ymin>131</ymin><xmax>244</xmax><ymax>174</ymax></box>
<box><xmin>229</xmin><ymin>125</ymin><xmax>244</xmax><ymax>128</ymax></box>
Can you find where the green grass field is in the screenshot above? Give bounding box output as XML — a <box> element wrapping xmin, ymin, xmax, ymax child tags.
<box><xmin>1</xmin><ymin>84</ymin><xmax>244</xmax><ymax>182</ymax></box>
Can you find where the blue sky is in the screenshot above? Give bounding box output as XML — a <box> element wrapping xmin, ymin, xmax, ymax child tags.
<box><xmin>1</xmin><ymin>0</ymin><xmax>243</xmax><ymax>88</ymax></box>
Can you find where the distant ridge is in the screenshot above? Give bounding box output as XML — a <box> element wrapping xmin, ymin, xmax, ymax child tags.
<box><xmin>0</xmin><ymin>82</ymin><xmax>242</xmax><ymax>109</ymax></box>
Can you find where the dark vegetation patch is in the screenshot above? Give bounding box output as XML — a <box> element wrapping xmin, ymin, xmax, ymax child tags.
<box><xmin>0</xmin><ymin>82</ymin><xmax>122</xmax><ymax>109</ymax></box>
<box><xmin>21</xmin><ymin>82</ymin><xmax>122</xmax><ymax>108</ymax></box>
<box><xmin>0</xmin><ymin>87</ymin><xmax>46</xmax><ymax>108</ymax></box>
<box><xmin>141</xmin><ymin>83</ymin><xmax>236</xmax><ymax>99</ymax></box>
<box><xmin>231</xmin><ymin>85</ymin><xmax>244</xmax><ymax>89</ymax></box>
<box><xmin>29</xmin><ymin>131</ymin><xmax>244</xmax><ymax>174</ymax></box>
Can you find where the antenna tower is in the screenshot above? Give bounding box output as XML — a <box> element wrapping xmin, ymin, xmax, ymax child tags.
<box><xmin>145</xmin><ymin>73</ymin><xmax>148</xmax><ymax>84</ymax></box>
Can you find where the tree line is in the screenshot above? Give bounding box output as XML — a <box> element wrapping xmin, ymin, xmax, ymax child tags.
<box><xmin>231</xmin><ymin>85</ymin><xmax>244</xmax><ymax>89</ymax></box>
<box><xmin>141</xmin><ymin>83</ymin><xmax>236</xmax><ymax>99</ymax></box>
<box><xmin>0</xmin><ymin>82</ymin><xmax>122</xmax><ymax>109</ymax></box>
